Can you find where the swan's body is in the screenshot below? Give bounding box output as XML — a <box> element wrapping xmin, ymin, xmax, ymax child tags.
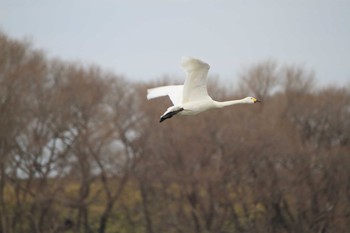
<box><xmin>147</xmin><ymin>57</ymin><xmax>261</xmax><ymax>122</ymax></box>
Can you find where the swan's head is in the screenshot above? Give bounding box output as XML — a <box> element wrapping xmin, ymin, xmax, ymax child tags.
<box><xmin>245</xmin><ymin>97</ymin><xmax>262</xmax><ymax>104</ymax></box>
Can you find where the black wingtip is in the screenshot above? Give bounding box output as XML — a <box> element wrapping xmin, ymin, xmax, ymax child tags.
<box><xmin>159</xmin><ymin>115</ymin><xmax>170</xmax><ymax>123</ymax></box>
<box><xmin>159</xmin><ymin>107</ymin><xmax>184</xmax><ymax>123</ymax></box>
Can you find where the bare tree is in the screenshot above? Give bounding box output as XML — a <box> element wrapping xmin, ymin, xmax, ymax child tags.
<box><xmin>238</xmin><ymin>60</ymin><xmax>279</xmax><ymax>100</ymax></box>
<box><xmin>1</xmin><ymin>31</ymin><xmax>350</xmax><ymax>233</ymax></box>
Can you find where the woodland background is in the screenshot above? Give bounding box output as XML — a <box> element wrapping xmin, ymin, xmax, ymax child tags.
<box><xmin>1</xmin><ymin>32</ymin><xmax>350</xmax><ymax>233</ymax></box>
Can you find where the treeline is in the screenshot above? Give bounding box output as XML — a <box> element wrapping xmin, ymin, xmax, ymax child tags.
<box><xmin>0</xmin><ymin>32</ymin><xmax>350</xmax><ymax>233</ymax></box>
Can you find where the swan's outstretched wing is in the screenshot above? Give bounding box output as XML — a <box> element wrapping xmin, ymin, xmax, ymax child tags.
<box><xmin>147</xmin><ymin>85</ymin><xmax>183</xmax><ymax>106</ymax></box>
<box><xmin>181</xmin><ymin>57</ymin><xmax>211</xmax><ymax>103</ymax></box>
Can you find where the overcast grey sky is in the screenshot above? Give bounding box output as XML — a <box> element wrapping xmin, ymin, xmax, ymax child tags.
<box><xmin>1</xmin><ymin>0</ymin><xmax>349</xmax><ymax>86</ymax></box>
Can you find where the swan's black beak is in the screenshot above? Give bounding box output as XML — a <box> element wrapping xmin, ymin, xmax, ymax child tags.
<box><xmin>254</xmin><ymin>98</ymin><xmax>262</xmax><ymax>103</ymax></box>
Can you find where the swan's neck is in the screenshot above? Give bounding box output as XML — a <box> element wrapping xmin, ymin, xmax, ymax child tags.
<box><xmin>214</xmin><ymin>98</ymin><xmax>248</xmax><ymax>108</ymax></box>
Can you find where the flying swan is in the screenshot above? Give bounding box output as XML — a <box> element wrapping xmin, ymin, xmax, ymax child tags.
<box><xmin>147</xmin><ymin>57</ymin><xmax>261</xmax><ymax>122</ymax></box>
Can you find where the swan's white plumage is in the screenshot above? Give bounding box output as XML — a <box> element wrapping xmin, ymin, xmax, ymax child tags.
<box><xmin>147</xmin><ymin>57</ymin><xmax>261</xmax><ymax>122</ymax></box>
<box><xmin>181</xmin><ymin>57</ymin><xmax>211</xmax><ymax>103</ymax></box>
<box><xmin>147</xmin><ymin>57</ymin><xmax>210</xmax><ymax>105</ymax></box>
<box><xmin>147</xmin><ymin>85</ymin><xmax>183</xmax><ymax>106</ymax></box>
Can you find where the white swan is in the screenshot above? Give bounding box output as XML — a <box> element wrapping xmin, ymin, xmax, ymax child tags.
<box><xmin>147</xmin><ymin>57</ymin><xmax>261</xmax><ymax>122</ymax></box>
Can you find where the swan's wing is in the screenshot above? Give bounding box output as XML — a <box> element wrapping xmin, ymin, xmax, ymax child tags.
<box><xmin>181</xmin><ymin>57</ymin><xmax>211</xmax><ymax>103</ymax></box>
<box><xmin>147</xmin><ymin>85</ymin><xmax>183</xmax><ymax>106</ymax></box>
